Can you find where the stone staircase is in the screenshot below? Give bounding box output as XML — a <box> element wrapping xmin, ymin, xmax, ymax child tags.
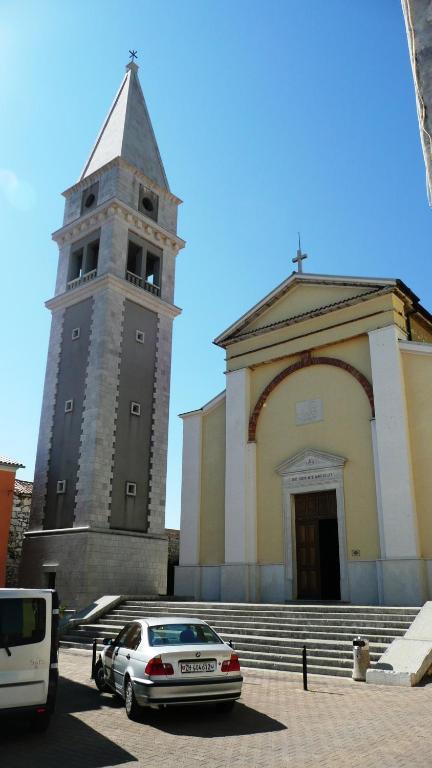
<box><xmin>60</xmin><ymin>599</ymin><xmax>420</xmax><ymax>678</ymax></box>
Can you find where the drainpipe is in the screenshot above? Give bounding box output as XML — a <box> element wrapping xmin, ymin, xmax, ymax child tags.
<box><xmin>405</xmin><ymin>306</ymin><xmax>419</xmax><ymax>341</ymax></box>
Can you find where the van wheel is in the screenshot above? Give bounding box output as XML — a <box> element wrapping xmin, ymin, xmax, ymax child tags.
<box><xmin>30</xmin><ymin>711</ymin><xmax>51</xmax><ymax>733</ymax></box>
<box><xmin>125</xmin><ymin>679</ymin><xmax>141</xmax><ymax>720</ymax></box>
<box><xmin>94</xmin><ymin>661</ymin><xmax>108</xmax><ymax>692</ymax></box>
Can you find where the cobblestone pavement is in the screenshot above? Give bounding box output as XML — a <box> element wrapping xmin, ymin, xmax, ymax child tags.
<box><xmin>2</xmin><ymin>648</ymin><xmax>432</xmax><ymax>768</ymax></box>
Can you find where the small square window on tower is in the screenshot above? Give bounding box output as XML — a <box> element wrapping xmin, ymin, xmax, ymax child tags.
<box><xmin>72</xmin><ymin>327</ymin><xmax>80</xmax><ymax>340</ymax></box>
<box><xmin>57</xmin><ymin>480</ymin><xmax>66</xmax><ymax>494</ymax></box>
<box><xmin>130</xmin><ymin>401</ymin><xmax>141</xmax><ymax>416</ymax></box>
<box><xmin>64</xmin><ymin>399</ymin><xmax>74</xmax><ymax>413</ymax></box>
<box><xmin>126</xmin><ymin>482</ymin><xmax>137</xmax><ymax>497</ymax></box>
<box><xmin>135</xmin><ymin>330</ymin><xmax>145</xmax><ymax>344</ymax></box>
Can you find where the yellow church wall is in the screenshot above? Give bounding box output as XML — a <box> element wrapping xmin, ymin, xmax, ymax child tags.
<box><xmin>250</xmin><ymin>336</ymin><xmax>373</xmax><ymax>406</ymax></box>
<box><xmin>410</xmin><ymin>315</ymin><xmax>432</xmax><ymax>343</ymax></box>
<box><xmin>255</xmin><ymin>363</ymin><xmax>379</xmax><ymax>564</ymax></box>
<box><xmin>199</xmin><ymin>399</ymin><xmax>226</xmax><ymax>565</ymax></box>
<box><xmin>402</xmin><ymin>351</ymin><xmax>432</xmax><ymax>557</ymax></box>
<box><xmin>245</xmin><ymin>283</ymin><xmax>381</xmax><ymax>333</ymax></box>
<box><xmin>227</xmin><ymin>293</ymin><xmax>399</xmax><ymax>371</ymax></box>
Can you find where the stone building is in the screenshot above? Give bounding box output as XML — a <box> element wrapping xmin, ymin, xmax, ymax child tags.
<box><xmin>21</xmin><ymin>59</ymin><xmax>184</xmax><ymax>608</ymax></box>
<box><xmin>6</xmin><ymin>479</ymin><xmax>33</xmax><ymax>587</ymax></box>
<box><xmin>176</xmin><ymin>268</ymin><xmax>432</xmax><ymax>607</ymax></box>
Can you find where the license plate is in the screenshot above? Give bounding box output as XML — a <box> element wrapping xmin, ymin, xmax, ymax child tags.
<box><xmin>180</xmin><ymin>661</ymin><xmax>216</xmax><ymax>673</ymax></box>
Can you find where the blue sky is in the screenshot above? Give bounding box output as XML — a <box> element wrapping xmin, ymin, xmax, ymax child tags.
<box><xmin>0</xmin><ymin>0</ymin><xmax>430</xmax><ymax>528</ymax></box>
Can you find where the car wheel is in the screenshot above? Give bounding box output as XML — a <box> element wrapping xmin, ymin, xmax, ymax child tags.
<box><xmin>94</xmin><ymin>661</ymin><xmax>108</xmax><ymax>692</ymax></box>
<box><xmin>30</xmin><ymin>711</ymin><xmax>51</xmax><ymax>733</ymax></box>
<box><xmin>125</xmin><ymin>678</ymin><xmax>141</xmax><ymax>720</ymax></box>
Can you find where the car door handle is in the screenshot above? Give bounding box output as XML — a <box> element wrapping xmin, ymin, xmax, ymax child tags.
<box><xmin>126</xmin><ymin>654</ymin><xmax>131</xmax><ymax>660</ymax></box>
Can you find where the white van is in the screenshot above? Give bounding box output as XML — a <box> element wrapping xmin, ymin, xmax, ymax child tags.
<box><xmin>0</xmin><ymin>588</ymin><xmax>59</xmax><ymax>731</ymax></box>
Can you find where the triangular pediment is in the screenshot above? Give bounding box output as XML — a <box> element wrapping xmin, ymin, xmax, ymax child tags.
<box><xmin>276</xmin><ymin>449</ymin><xmax>347</xmax><ymax>476</ymax></box>
<box><xmin>214</xmin><ymin>273</ymin><xmax>398</xmax><ymax>347</ymax></box>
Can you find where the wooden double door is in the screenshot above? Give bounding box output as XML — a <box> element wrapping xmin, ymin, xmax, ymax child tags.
<box><xmin>295</xmin><ymin>490</ymin><xmax>341</xmax><ymax>600</ymax></box>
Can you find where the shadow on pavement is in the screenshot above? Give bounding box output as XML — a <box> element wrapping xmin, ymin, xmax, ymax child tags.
<box><xmin>0</xmin><ymin>712</ymin><xmax>136</xmax><ymax>768</ymax></box>
<box><xmin>0</xmin><ymin>676</ymin><xmax>135</xmax><ymax>768</ymax></box>
<box><xmin>139</xmin><ymin>701</ymin><xmax>287</xmax><ymax>737</ymax></box>
<box><xmin>57</xmin><ymin>675</ymin><xmax>124</xmax><ymax>713</ymax></box>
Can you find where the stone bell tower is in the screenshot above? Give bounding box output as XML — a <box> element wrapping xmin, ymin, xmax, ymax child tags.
<box><xmin>21</xmin><ymin>59</ymin><xmax>184</xmax><ymax>608</ymax></box>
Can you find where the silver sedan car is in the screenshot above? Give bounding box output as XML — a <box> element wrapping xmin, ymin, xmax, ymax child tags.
<box><xmin>94</xmin><ymin>616</ymin><xmax>243</xmax><ymax>719</ymax></box>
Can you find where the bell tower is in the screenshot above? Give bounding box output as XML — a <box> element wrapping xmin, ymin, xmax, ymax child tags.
<box><xmin>21</xmin><ymin>60</ymin><xmax>184</xmax><ymax>608</ymax></box>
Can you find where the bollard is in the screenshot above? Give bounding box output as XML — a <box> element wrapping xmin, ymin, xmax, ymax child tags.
<box><xmin>302</xmin><ymin>645</ymin><xmax>308</xmax><ymax>691</ymax></box>
<box><xmin>91</xmin><ymin>638</ymin><xmax>97</xmax><ymax>680</ymax></box>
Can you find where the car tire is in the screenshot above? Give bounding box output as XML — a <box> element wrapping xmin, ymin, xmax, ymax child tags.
<box><xmin>30</xmin><ymin>711</ymin><xmax>51</xmax><ymax>733</ymax></box>
<box><xmin>216</xmin><ymin>700</ymin><xmax>236</xmax><ymax>713</ymax></box>
<box><xmin>125</xmin><ymin>678</ymin><xmax>141</xmax><ymax>720</ymax></box>
<box><xmin>94</xmin><ymin>661</ymin><xmax>109</xmax><ymax>692</ymax></box>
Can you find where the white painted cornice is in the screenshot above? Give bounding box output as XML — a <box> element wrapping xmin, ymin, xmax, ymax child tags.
<box><xmin>179</xmin><ymin>390</ymin><xmax>226</xmax><ymax>419</ymax></box>
<box><xmin>276</xmin><ymin>449</ymin><xmax>347</xmax><ymax>476</ymax></box>
<box><xmin>52</xmin><ymin>196</ymin><xmax>186</xmax><ymax>252</ymax></box>
<box><xmin>62</xmin><ymin>156</ymin><xmax>182</xmax><ymax>205</ymax></box>
<box><xmin>399</xmin><ymin>340</ymin><xmax>432</xmax><ymax>355</ymax></box>
<box><xmin>45</xmin><ymin>272</ymin><xmax>182</xmax><ymax>319</ymax></box>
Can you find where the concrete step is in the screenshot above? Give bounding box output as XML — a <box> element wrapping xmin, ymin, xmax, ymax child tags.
<box><xmin>103</xmin><ymin>609</ymin><xmax>413</xmax><ymax>630</ymax></box>
<box><xmin>82</xmin><ymin>618</ymin><xmax>406</xmax><ymax>642</ymax></box>
<box><xmin>59</xmin><ymin>598</ymin><xmax>418</xmax><ymax>680</ymax></box>
<box><xmin>113</xmin><ymin>604</ymin><xmax>418</xmax><ymax>621</ymax></box>
<box><xmin>121</xmin><ymin>600</ymin><xmax>420</xmax><ymax>617</ymax></box>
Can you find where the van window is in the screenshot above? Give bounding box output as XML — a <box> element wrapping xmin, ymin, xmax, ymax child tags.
<box><xmin>0</xmin><ymin>599</ymin><xmax>46</xmax><ymax>647</ymax></box>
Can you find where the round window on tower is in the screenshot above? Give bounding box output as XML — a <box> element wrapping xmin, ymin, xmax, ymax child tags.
<box><xmin>141</xmin><ymin>197</ymin><xmax>154</xmax><ymax>212</ymax></box>
<box><xmin>85</xmin><ymin>193</ymin><xmax>95</xmax><ymax>208</ymax></box>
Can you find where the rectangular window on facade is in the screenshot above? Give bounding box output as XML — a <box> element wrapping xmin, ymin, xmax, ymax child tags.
<box><xmin>126</xmin><ymin>482</ymin><xmax>137</xmax><ymax>497</ymax></box>
<box><xmin>130</xmin><ymin>402</ymin><xmax>141</xmax><ymax>416</ymax></box>
<box><xmin>69</xmin><ymin>247</ymin><xmax>84</xmax><ymax>281</ymax></box>
<box><xmin>135</xmin><ymin>330</ymin><xmax>145</xmax><ymax>344</ymax></box>
<box><xmin>85</xmin><ymin>239</ymin><xmax>99</xmax><ymax>273</ymax></box>
<box><xmin>72</xmin><ymin>327</ymin><xmax>80</xmax><ymax>340</ymax></box>
<box><xmin>145</xmin><ymin>252</ymin><xmax>161</xmax><ymax>287</ymax></box>
<box><xmin>127</xmin><ymin>240</ymin><xmax>143</xmax><ymax>277</ymax></box>
<box><xmin>56</xmin><ymin>480</ymin><xmax>66</xmax><ymax>494</ymax></box>
<box><xmin>64</xmin><ymin>399</ymin><xmax>74</xmax><ymax>413</ymax></box>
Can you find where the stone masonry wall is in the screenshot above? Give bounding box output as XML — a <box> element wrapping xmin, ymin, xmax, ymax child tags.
<box><xmin>6</xmin><ymin>489</ymin><xmax>32</xmax><ymax>587</ymax></box>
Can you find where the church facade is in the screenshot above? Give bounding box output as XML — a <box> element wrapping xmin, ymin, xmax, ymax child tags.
<box><xmin>21</xmin><ymin>60</ymin><xmax>184</xmax><ymax>608</ymax></box>
<box><xmin>175</xmin><ymin>271</ymin><xmax>432</xmax><ymax>606</ymax></box>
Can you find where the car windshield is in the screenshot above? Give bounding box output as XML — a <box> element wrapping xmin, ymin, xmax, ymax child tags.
<box><xmin>148</xmin><ymin>623</ymin><xmax>223</xmax><ymax>647</ymax></box>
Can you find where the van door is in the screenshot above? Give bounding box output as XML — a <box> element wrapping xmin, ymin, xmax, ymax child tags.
<box><xmin>0</xmin><ymin>591</ymin><xmax>52</xmax><ymax>711</ymax></box>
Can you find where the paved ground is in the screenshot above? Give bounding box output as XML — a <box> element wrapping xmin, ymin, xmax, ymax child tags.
<box><xmin>2</xmin><ymin>649</ymin><xmax>432</xmax><ymax>767</ymax></box>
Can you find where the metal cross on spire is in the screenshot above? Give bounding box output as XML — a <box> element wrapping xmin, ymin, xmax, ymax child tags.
<box><xmin>292</xmin><ymin>232</ymin><xmax>308</xmax><ymax>273</ymax></box>
<box><xmin>129</xmin><ymin>50</ymin><xmax>138</xmax><ymax>62</ymax></box>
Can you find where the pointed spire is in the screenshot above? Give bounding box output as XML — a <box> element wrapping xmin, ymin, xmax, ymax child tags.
<box><xmin>80</xmin><ymin>59</ymin><xmax>169</xmax><ymax>190</ymax></box>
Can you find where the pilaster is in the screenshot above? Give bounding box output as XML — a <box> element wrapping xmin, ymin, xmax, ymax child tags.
<box><xmin>147</xmin><ymin>312</ymin><xmax>173</xmax><ymax>533</ymax></box>
<box><xmin>178</xmin><ymin>412</ymin><xmax>203</xmax><ymax>565</ymax></box>
<box><xmin>74</xmin><ymin>287</ymin><xmax>125</xmax><ymax>527</ymax></box>
<box><xmin>29</xmin><ymin>309</ymin><xmax>64</xmax><ymax>530</ymax></box>
<box><xmin>224</xmin><ymin>367</ymin><xmax>256</xmax><ymax>564</ymax></box>
<box><xmin>368</xmin><ymin>325</ymin><xmax>419</xmax><ymax>559</ymax></box>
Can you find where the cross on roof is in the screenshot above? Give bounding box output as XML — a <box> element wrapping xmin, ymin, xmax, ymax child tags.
<box><xmin>292</xmin><ymin>234</ymin><xmax>308</xmax><ymax>273</ymax></box>
<box><xmin>129</xmin><ymin>50</ymin><xmax>138</xmax><ymax>62</ymax></box>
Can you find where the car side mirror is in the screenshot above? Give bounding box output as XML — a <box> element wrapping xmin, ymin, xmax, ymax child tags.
<box><xmin>228</xmin><ymin>640</ymin><xmax>235</xmax><ymax>650</ymax></box>
<box><xmin>103</xmin><ymin>637</ymin><xmax>115</xmax><ymax>646</ymax></box>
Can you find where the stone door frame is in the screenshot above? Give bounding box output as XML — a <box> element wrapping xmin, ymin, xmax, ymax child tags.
<box><xmin>276</xmin><ymin>449</ymin><xmax>349</xmax><ymax>602</ymax></box>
